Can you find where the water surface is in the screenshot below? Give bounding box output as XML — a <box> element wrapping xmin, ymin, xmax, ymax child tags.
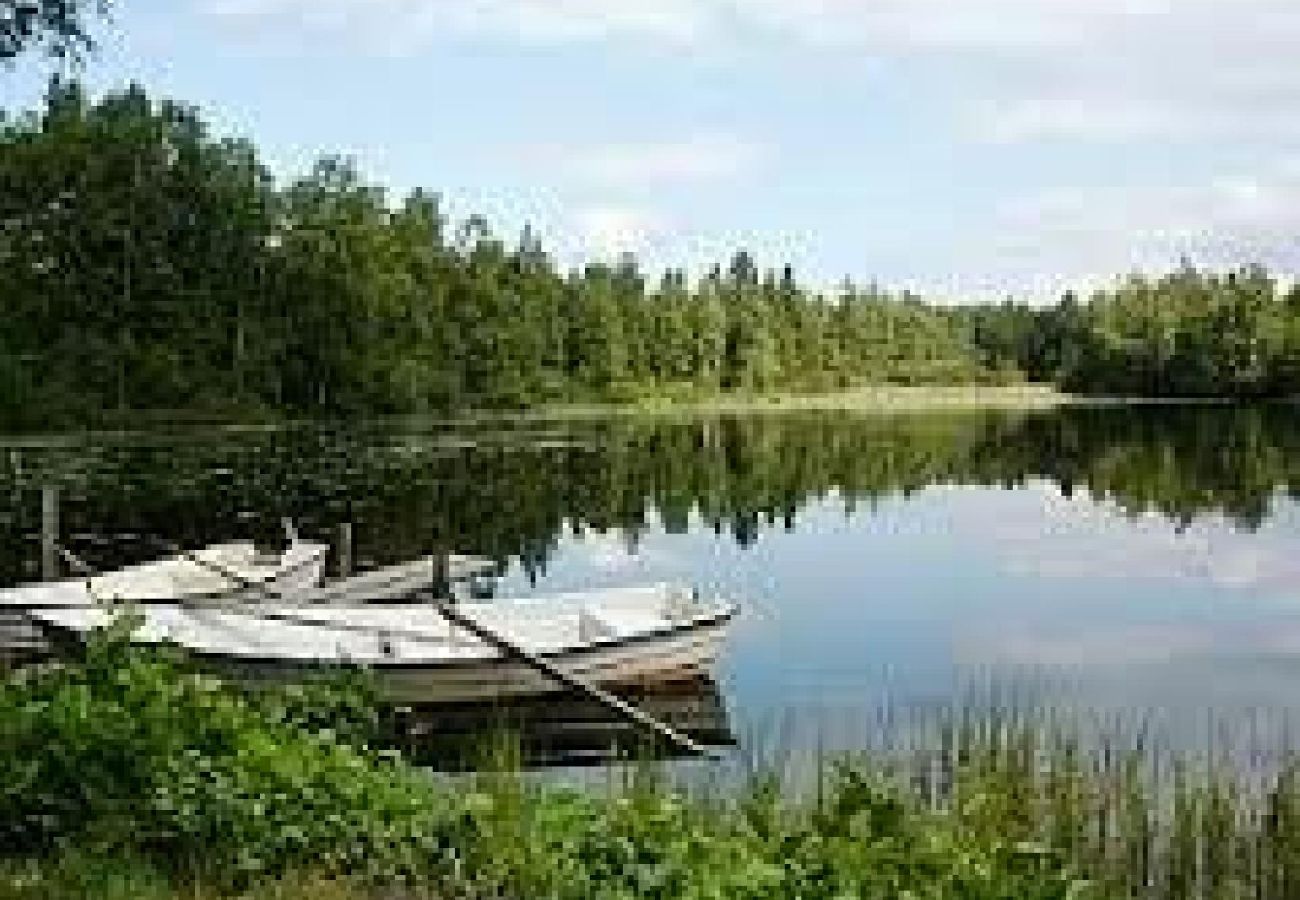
<box><xmin>4</xmin><ymin>404</ymin><xmax>1299</xmax><ymax>759</ymax></box>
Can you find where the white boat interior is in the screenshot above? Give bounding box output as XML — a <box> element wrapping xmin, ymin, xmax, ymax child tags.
<box><xmin>29</xmin><ymin>583</ymin><xmax>734</xmax><ymax>666</ymax></box>
<box><xmin>0</xmin><ymin>540</ymin><xmax>328</xmax><ymax>607</ymax></box>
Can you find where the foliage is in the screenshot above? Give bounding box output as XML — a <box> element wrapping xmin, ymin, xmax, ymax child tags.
<box><xmin>3</xmin><ymin>83</ymin><xmax>1300</xmax><ymax>428</ymax></box>
<box><xmin>1059</xmin><ymin>266</ymin><xmax>1300</xmax><ymax>397</ymax></box>
<box><xmin>0</xmin><ymin>82</ymin><xmax>995</xmax><ymax>428</ymax></box>
<box><xmin>0</xmin><ymin>855</ymin><xmax>410</xmax><ymax>900</ymax></box>
<box><xmin>949</xmin><ymin>267</ymin><xmax>1300</xmax><ymax>398</ymax></box>
<box><xmin>0</xmin><ymin>621</ymin><xmax>452</xmax><ymax>888</ymax></box>
<box><xmin>0</xmin><ymin>620</ymin><xmax>1095</xmax><ymax>898</ymax></box>
<box><xmin>0</xmin><ymin>0</ymin><xmax>108</xmax><ymax>63</ymax></box>
<box><xmin>14</xmin><ymin>626</ymin><xmax>1300</xmax><ymax>897</ymax></box>
<box><xmin>440</xmin><ymin>763</ymin><xmax>1091</xmax><ymax>900</ymax></box>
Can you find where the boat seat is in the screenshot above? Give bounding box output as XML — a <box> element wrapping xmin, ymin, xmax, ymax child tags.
<box><xmin>662</xmin><ymin>586</ymin><xmax>700</xmax><ymax>621</ymax></box>
<box><xmin>578</xmin><ymin>608</ymin><xmax>616</xmax><ymax>643</ymax></box>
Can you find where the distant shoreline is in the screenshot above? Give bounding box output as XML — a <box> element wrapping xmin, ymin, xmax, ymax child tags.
<box><xmin>2</xmin><ymin>386</ymin><xmax>1288</xmax><ymax>443</ymax></box>
<box><xmin>536</xmin><ymin>384</ymin><xmax>1271</xmax><ymax>418</ymax></box>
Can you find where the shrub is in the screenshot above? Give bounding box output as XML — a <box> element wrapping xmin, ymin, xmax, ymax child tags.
<box><xmin>0</xmin><ymin>621</ymin><xmax>451</xmax><ymax>888</ymax></box>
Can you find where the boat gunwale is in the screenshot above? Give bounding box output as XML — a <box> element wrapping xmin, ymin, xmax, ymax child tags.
<box><xmin>30</xmin><ymin>601</ymin><xmax>740</xmax><ymax>671</ymax></box>
<box><xmin>1</xmin><ymin>542</ymin><xmax>330</xmax><ymax>607</ymax></box>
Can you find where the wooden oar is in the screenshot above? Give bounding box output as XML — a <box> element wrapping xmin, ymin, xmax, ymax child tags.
<box><xmin>56</xmin><ymin>543</ymin><xmax>98</xmax><ymax>580</ymax></box>
<box><xmin>161</xmin><ymin>540</ymin><xmax>258</xmax><ymax>592</ymax></box>
<box><xmin>409</xmin><ymin>588</ymin><xmax>716</xmax><ymax>759</ymax></box>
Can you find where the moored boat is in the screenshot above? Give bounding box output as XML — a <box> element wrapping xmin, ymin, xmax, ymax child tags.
<box><xmin>0</xmin><ymin>539</ymin><xmax>329</xmax><ymax>609</ymax></box>
<box><xmin>27</xmin><ymin>583</ymin><xmax>737</xmax><ymax>703</ymax></box>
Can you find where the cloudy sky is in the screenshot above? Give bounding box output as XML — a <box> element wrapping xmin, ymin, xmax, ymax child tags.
<box><xmin>5</xmin><ymin>0</ymin><xmax>1300</xmax><ymax>299</ymax></box>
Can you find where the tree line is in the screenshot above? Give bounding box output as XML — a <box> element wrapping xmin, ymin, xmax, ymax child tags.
<box><xmin>2</xmin><ymin>83</ymin><xmax>1299</xmax><ymax>429</ymax></box>
<box><xmin>952</xmin><ymin>268</ymin><xmax>1300</xmax><ymax>397</ymax></box>
<box><xmin>0</xmin><ymin>82</ymin><xmax>997</xmax><ymax>426</ymax></box>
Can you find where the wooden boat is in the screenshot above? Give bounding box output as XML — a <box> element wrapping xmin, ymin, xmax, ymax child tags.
<box><xmin>28</xmin><ymin>584</ymin><xmax>737</xmax><ymax>703</ymax></box>
<box><xmin>298</xmin><ymin>554</ymin><xmax>497</xmax><ymax>605</ymax></box>
<box><xmin>1</xmin><ymin>550</ymin><xmax>495</xmax><ymax>663</ymax></box>
<box><xmin>0</xmin><ymin>540</ymin><xmax>329</xmax><ymax>609</ymax></box>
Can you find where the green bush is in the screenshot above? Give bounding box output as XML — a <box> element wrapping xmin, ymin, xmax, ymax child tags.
<box><xmin>0</xmin><ymin>620</ymin><xmax>1098</xmax><ymax>898</ymax></box>
<box><xmin>0</xmin><ymin>621</ymin><xmax>451</xmax><ymax>888</ymax></box>
<box><xmin>432</xmin><ymin>761</ymin><xmax>1092</xmax><ymax>900</ymax></box>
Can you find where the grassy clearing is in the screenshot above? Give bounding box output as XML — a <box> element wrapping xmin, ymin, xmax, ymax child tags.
<box><xmin>540</xmin><ymin>383</ymin><xmax>1071</xmax><ymax>418</ymax></box>
<box><xmin>6</xmin><ymin>627</ymin><xmax>1300</xmax><ymax>898</ymax></box>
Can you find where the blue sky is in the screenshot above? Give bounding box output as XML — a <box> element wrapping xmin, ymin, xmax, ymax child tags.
<box><xmin>5</xmin><ymin>0</ymin><xmax>1300</xmax><ymax>300</ymax></box>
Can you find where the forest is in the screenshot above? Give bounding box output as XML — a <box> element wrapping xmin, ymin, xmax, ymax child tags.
<box><xmin>952</xmin><ymin>273</ymin><xmax>1300</xmax><ymax>398</ymax></box>
<box><xmin>3</xmin><ymin>82</ymin><xmax>1300</xmax><ymax>428</ymax></box>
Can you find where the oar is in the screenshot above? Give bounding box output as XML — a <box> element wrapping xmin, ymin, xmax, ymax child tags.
<box><xmin>56</xmin><ymin>543</ymin><xmax>98</xmax><ymax>580</ymax></box>
<box><xmin>410</xmin><ymin>588</ymin><xmax>716</xmax><ymax>759</ymax></box>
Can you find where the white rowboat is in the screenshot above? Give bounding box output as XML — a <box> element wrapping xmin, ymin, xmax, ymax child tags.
<box><xmin>28</xmin><ymin>584</ymin><xmax>737</xmax><ymax>704</ymax></box>
<box><xmin>0</xmin><ymin>540</ymin><xmax>328</xmax><ymax>608</ymax></box>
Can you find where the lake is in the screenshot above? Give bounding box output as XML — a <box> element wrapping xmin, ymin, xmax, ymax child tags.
<box><xmin>4</xmin><ymin>403</ymin><xmax>1300</xmax><ymax>764</ymax></box>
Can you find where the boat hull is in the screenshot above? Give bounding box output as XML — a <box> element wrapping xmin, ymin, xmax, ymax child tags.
<box><xmin>371</xmin><ymin>619</ymin><xmax>729</xmax><ymax>704</ymax></box>
<box><xmin>175</xmin><ymin>616</ymin><xmax>731</xmax><ymax>704</ymax></box>
<box><xmin>23</xmin><ymin>581</ymin><xmax>737</xmax><ymax>704</ymax></box>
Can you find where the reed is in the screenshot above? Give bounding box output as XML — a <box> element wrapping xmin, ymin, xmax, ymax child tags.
<box><xmin>806</xmin><ymin>697</ymin><xmax>1300</xmax><ymax>900</ymax></box>
<box><xmin>10</xmin><ymin>634</ymin><xmax>1300</xmax><ymax>898</ymax></box>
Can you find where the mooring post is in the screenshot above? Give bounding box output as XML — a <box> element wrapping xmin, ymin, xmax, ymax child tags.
<box><xmin>432</xmin><ymin>551</ymin><xmax>450</xmax><ymax>600</ymax></box>
<box><xmin>337</xmin><ymin>523</ymin><xmax>353</xmax><ymax>578</ymax></box>
<box><xmin>40</xmin><ymin>485</ymin><xmax>60</xmax><ymax>581</ymax></box>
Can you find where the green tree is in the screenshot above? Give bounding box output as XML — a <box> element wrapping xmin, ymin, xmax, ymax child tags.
<box><xmin>1</xmin><ymin>0</ymin><xmax>109</xmax><ymax>62</ymax></box>
<box><xmin>0</xmin><ymin>80</ymin><xmax>277</xmax><ymax>416</ymax></box>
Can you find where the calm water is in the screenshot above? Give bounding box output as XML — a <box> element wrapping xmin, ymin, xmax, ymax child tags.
<box><xmin>4</xmin><ymin>404</ymin><xmax>1300</xmax><ymax>760</ymax></box>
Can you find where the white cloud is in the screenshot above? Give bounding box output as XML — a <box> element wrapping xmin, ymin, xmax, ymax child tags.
<box><xmin>461</xmin><ymin>0</ymin><xmax>709</xmax><ymax>45</ymax></box>
<box><xmin>561</xmin><ymin>209</ymin><xmax>818</xmax><ymax>272</ymax></box>
<box><xmin>434</xmin><ymin>184</ymin><xmax>815</xmax><ymax>275</ymax></box>
<box><xmin>569</xmin><ymin>204</ymin><xmax>669</xmax><ymax>257</ymax></box>
<box><xmin>963</xmin><ymin>156</ymin><xmax>1300</xmax><ymax>296</ymax></box>
<box><xmin>734</xmin><ymin>1</ymin><xmax>1300</xmax><ymax>145</ymax></box>
<box><xmin>198</xmin><ymin>0</ymin><xmax>1300</xmax><ymax>293</ymax></box>
<box><xmin>201</xmin><ymin>0</ymin><xmax>710</xmax><ymax>51</ymax></box>
<box><xmin>200</xmin><ymin>0</ymin><xmax>1300</xmax><ymax>146</ymax></box>
<box><xmin>554</xmin><ymin>133</ymin><xmax>769</xmax><ymax>187</ymax></box>
<box><xmin>950</xmin><ymin>482</ymin><xmax>1300</xmax><ymax>593</ymax></box>
<box><xmin>202</xmin><ymin>0</ymin><xmax>1182</xmax><ymax>51</ymax></box>
<box><xmin>732</xmin><ymin>0</ymin><xmax>1175</xmax><ymax>52</ymax></box>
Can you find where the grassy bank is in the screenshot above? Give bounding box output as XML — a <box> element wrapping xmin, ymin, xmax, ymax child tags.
<box><xmin>6</xmin><ymin>628</ymin><xmax>1300</xmax><ymax>898</ymax></box>
<box><xmin>0</xmin><ymin>385</ymin><xmax>1061</xmax><ymax>443</ymax></box>
<box><xmin>541</xmin><ymin>383</ymin><xmax>1071</xmax><ymax>418</ymax></box>
<box><xmin>6</xmin><ymin>385</ymin><xmax>1269</xmax><ymax>445</ymax></box>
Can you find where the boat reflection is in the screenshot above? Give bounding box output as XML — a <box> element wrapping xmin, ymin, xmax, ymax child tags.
<box><xmin>384</xmin><ymin>676</ymin><xmax>735</xmax><ymax>769</ymax></box>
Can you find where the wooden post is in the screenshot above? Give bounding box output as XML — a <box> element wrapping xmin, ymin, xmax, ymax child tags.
<box><xmin>337</xmin><ymin>523</ymin><xmax>353</xmax><ymax>578</ymax></box>
<box><xmin>41</xmin><ymin>485</ymin><xmax>59</xmax><ymax>581</ymax></box>
<box><xmin>432</xmin><ymin>552</ymin><xmax>450</xmax><ymax>600</ymax></box>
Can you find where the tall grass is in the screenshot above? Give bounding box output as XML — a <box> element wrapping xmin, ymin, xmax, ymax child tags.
<box><xmin>8</xmin><ymin>629</ymin><xmax>1300</xmax><ymax>898</ymax></box>
<box><xmin>785</xmin><ymin>698</ymin><xmax>1300</xmax><ymax>900</ymax></box>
